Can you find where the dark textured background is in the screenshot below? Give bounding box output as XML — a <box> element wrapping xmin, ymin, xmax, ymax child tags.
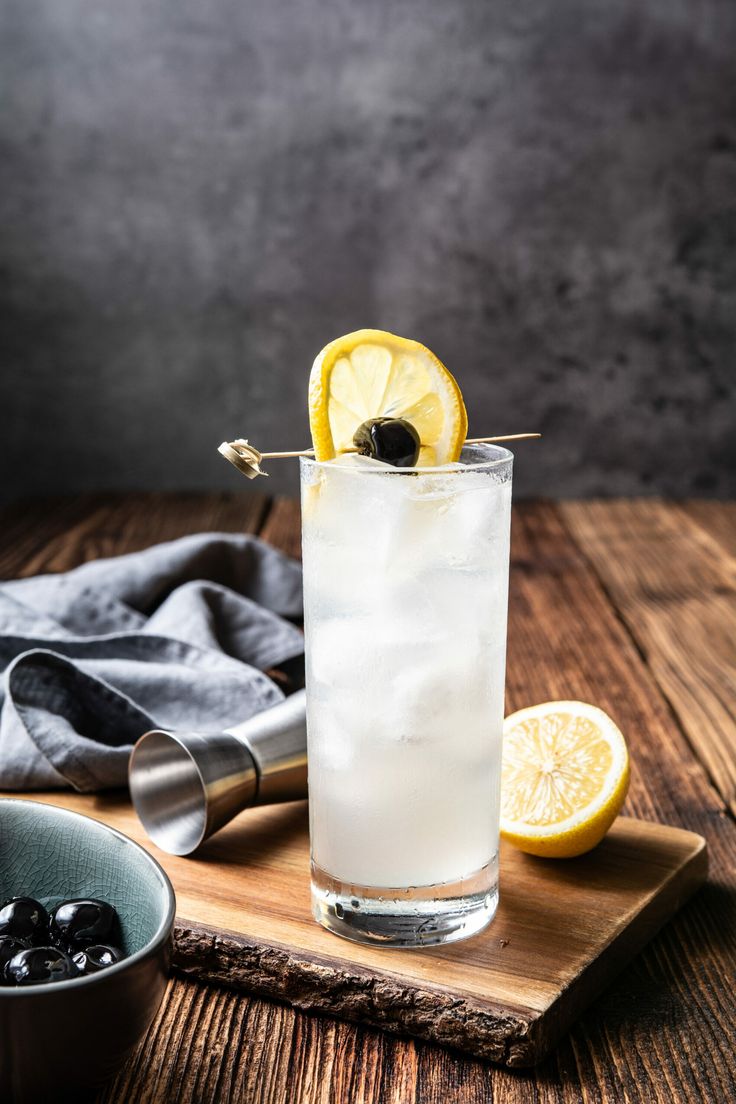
<box><xmin>2</xmin><ymin>0</ymin><xmax>734</xmax><ymax>503</ymax></box>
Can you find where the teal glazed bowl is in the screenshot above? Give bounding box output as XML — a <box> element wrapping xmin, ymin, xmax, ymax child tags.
<box><xmin>0</xmin><ymin>800</ymin><xmax>175</xmax><ymax>1102</ymax></box>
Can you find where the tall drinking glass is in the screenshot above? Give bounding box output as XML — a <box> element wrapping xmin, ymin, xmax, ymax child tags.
<box><xmin>300</xmin><ymin>444</ymin><xmax>513</xmax><ymax>947</ymax></box>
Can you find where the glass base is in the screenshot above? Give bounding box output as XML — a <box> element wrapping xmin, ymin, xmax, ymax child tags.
<box><xmin>311</xmin><ymin>856</ymin><xmax>498</xmax><ymax>948</ymax></box>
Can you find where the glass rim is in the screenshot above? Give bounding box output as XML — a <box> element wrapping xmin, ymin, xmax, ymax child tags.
<box><xmin>300</xmin><ymin>441</ymin><xmax>514</xmax><ymax>475</ymax></box>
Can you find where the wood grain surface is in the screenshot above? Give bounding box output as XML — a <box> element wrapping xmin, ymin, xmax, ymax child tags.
<box><xmin>8</xmin><ymin>788</ymin><xmax>706</xmax><ymax>1067</ymax></box>
<box><xmin>1</xmin><ymin>493</ymin><xmax>735</xmax><ymax>1103</ymax></box>
<box><xmin>561</xmin><ymin>499</ymin><xmax>736</xmax><ymax>817</ymax></box>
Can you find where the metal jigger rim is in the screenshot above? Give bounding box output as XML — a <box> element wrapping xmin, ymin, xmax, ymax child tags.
<box><xmin>129</xmin><ymin>728</ymin><xmax>248</xmax><ymax>856</ymax></box>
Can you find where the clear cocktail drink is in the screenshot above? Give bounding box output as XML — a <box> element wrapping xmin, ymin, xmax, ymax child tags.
<box><xmin>301</xmin><ymin>443</ymin><xmax>513</xmax><ymax>946</ymax></box>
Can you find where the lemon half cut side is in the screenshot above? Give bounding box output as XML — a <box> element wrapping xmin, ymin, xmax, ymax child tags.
<box><xmin>308</xmin><ymin>329</ymin><xmax>468</xmax><ymax>466</ymax></box>
<box><xmin>500</xmin><ymin>701</ymin><xmax>630</xmax><ymax>858</ymax></box>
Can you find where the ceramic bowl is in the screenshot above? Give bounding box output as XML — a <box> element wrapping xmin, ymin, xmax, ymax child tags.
<box><xmin>0</xmin><ymin>799</ymin><xmax>175</xmax><ymax>1102</ymax></box>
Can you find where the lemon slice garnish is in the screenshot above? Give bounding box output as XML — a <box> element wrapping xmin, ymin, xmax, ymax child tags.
<box><xmin>308</xmin><ymin>329</ymin><xmax>468</xmax><ymax>465</ymax></box>
<box><xmin>500</xmin><ymin>701</ymin><xmax>630</xmax><ymax>858</ymax></box>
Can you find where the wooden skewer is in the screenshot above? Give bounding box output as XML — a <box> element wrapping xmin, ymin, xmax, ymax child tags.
<box><xmin>465</xmin><ymin>433</ymin><xmax>541</xmax><ymax>445</ymax></box>
<box><xmin>260</xmin><ymin>433</ymin><xmax>541</xmax><ymax>459</ymax></box>
<box><xmin>260</xmin><ymin>448</ymin><xmax>318</xmax><ymax>458</ymax></box>
<box><xmin>219</xmin><ymin>433</ymin><xmax>540</xmax><ymax>479</ymax></box>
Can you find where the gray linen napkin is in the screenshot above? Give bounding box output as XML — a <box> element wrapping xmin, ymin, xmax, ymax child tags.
<box><xmin>0</xmin><ymin>533</ymin><xmax>304</xmax><ymax>792</ymax></box>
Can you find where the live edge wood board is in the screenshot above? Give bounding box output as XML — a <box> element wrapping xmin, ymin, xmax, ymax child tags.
<box><xmin>11</xmin><ymin>791</ymin><xmax>706</xmax><ymax>1068</ymax></box>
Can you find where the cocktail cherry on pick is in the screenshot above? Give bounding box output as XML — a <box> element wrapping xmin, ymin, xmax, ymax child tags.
<box><xmin>353</xmin><ymin>418</ymin><xmax>420</xmax><ymax>468</ymax></box>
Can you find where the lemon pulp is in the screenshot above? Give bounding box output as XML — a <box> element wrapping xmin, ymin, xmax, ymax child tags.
<box><xmin>500</xmin><ymin>701</ymin><xmax>630</xmax><ymax>858</ymax></box>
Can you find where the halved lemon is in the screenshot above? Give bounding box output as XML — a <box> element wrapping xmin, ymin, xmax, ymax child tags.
<box><xmin>500</xmin><ymin>701</ymin><xmax>630</xmax><ymax>858</ymax></box>
<box><xmin>308</xmin><ymin>329</ymin><xmax>468</xmax><ymax>465</ymax></box>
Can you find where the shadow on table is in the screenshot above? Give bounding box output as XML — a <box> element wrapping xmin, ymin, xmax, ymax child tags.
<box><xmin>189</xmin><ymin>799</ymin><xmax>309</xmax><ymax>866</ymax></box>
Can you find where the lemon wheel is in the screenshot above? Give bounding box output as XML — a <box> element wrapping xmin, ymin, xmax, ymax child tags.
<box><xmin>500</xmin><ymin>701</ymin><xmax>630</xmax><ymax>858</ymax></box>
<box><xmin>308</xmin><ymin>329</ymin><xmax>468</xmax><ymax>466</ymax></box>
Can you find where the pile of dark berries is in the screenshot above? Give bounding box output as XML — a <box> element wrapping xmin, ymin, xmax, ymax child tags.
<box><xmin>0</xmin><ymin>896</ymin><xmax>125</xmax><ymax>986</ymax></box>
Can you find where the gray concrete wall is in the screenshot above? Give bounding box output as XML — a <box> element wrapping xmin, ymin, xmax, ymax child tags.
<box><xmin>2</xmin><ymin>0</ymin><xmax>734</xmax><ymax>503</ymax></box>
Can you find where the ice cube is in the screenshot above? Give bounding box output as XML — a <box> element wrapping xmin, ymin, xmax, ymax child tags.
<box><xmin>328</xmin><ymin>453</ymin><xmax>392</xmax><ymax>472</ymax></box>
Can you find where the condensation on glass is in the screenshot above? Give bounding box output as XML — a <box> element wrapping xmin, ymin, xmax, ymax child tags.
<box><xmin>300</xmin><ymin>444</ymin><xmax>513</xmax><ymax>947</ymax></box>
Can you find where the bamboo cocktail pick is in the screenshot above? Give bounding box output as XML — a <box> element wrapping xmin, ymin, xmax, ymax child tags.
<box><xmin>218</xmin><ymin>434</ymin><xmax>540</xmax><ymax>480</ymax></box>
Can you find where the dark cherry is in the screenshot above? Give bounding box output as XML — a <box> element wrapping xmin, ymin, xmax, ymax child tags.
<box><xmin>0</xmin><ymin>936</ymin><xmax>30</xmax><ymax>982</ymax></box>
<box><xmin>0</xmin><ymin>897</ymin><xmax>49</xmax><ymax>944</ymax></box>
<box><xmin>353</xmin><ymin>417</ymin><xmax>420</xmax><ymax>468</ymax></box>
<box><xmin>49</xmin><ymin>899</ymin><xmax>117</xmax><ymax>949</ymax></box>
<box><xmin>72</xmin><ymin>943</ymin><xmax>124</xmax><ymax>975</ymax></box>
<box><xmin>5</xmin><ymin>946</ymin><xmax>78</xmax><ymax>986</ymax></box>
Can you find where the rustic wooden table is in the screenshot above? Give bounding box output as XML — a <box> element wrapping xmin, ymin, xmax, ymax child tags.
<box><xmin>1</xmin><ymin>493</ymin><xmax>734</xmax><ymax>1104</ymax></box>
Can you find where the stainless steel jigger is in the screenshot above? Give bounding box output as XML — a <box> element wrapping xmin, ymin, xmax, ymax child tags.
<box><xmin>128</xmin><ymin>690</ymin><xmax>308</xmax><ymax>855</ymax></box>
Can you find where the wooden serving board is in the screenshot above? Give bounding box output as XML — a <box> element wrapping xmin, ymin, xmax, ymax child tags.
<box><xmin>8</xmin><ymin>792</ymin><xmax>706</xmax><ymax>1068</ymax></box>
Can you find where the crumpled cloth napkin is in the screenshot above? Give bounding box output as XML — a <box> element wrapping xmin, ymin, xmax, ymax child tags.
<box><xmin>0</xmin><ymin>533</ymin><xmax>304</xmax><ymax>792</ymax></box>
